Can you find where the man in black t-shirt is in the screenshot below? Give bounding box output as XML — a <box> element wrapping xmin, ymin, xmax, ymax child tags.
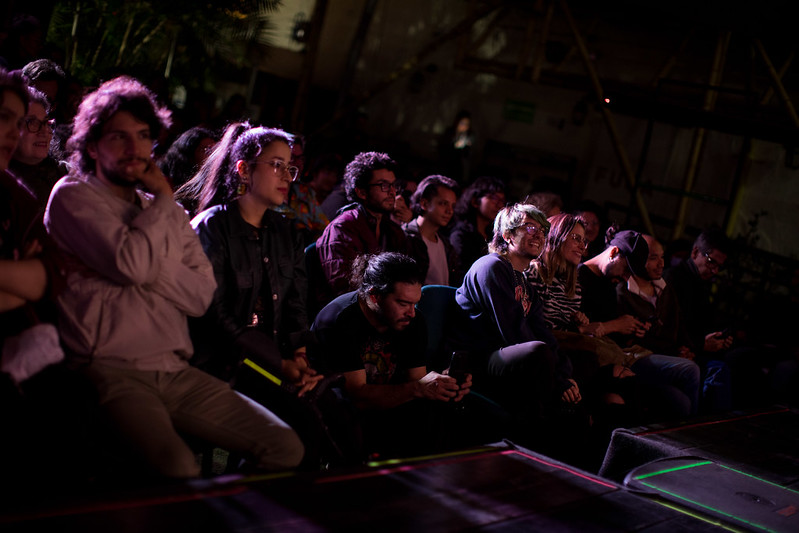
<box><xmin>311</xmin><ymin>252</ymin><xmax>470</xmax><ymax>457</ymax></box>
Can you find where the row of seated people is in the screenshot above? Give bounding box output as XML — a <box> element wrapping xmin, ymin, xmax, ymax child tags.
<box><xmin>2</xmin><ymin>70</ymin><xmax>796</xmax><ymax>496</ymax></box>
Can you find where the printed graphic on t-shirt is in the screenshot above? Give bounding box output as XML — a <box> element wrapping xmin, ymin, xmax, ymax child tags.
<box><xmin>515</xmin><ymin>282</ymin><xmax>531</xmax><ymax>316</ymax></box>
<box><xmin>361</xmin><ymin>337</ymin><xmax>396</xmax><ymax>384</ymax></box>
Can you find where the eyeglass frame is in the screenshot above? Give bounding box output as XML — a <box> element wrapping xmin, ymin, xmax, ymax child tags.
<box><xmin>23</xmin><ymin>117</ymin><xmax>56</xmax><ymax>134</ymax></box>
<box><xmin>516</xmin><ymin>222</ymin><xmax>548</xmax><ymax>237</ymax></box>
<box><xmin>250</xmin><ymin>159</ymin><xmax>300</xmax><ymax>181</ymax></box>
<box><xmin>703</xmin><ymin>251</ymin><xmax>724</xmax><ymax>271</ymax></box>
<box><xmin>565</xmin><ymin>232</ymin><xmax>588</xmax><ymax>248</ymax></box>
<box><xmin>368</xmin><ymin>181</ymin><xmax>399</xmax><ymax>193</ymax></box>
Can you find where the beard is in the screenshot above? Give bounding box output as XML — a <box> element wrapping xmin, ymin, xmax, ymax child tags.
<box><xmin>99</xmin><ymin>158</ymin><xmax>149</xmax><ymax>188</ymax></box>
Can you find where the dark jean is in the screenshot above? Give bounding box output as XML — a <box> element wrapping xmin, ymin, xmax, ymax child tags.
<box><xmin>631</xmin><ymin>354</ymin><xmax>701</xmax><ymax>418</ymax></box>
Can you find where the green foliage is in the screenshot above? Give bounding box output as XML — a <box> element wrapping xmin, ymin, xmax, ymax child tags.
<box><xmin>47</xmin><ymin>0</ymin><xmax>280</xmax><ymax>91</ymax></box>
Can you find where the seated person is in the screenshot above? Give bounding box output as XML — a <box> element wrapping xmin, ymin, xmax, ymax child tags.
<box><xmin>452</xmin><ymin>203</ymin><xmax>581</xmax><ymax>454</ymax></box>
<box><xmin>574</xmin><ymin>199</ymin><xmax>606</xmax><ymax>260</ymax></box>
<box><xmin>526</xmin><ymin>214</ymin><xmax>640</xmax><ymax>423</ymax></box>
<box><xmin>174</xmin><ymin>122</ymin><xmax>250</xmax><ymax>217</ymax></box>
<box><xmin>616</xmin><ymin>234</ymin><xmax>696</xmax><ymax>360</ymax></box>
<box><xmin>279</xmin><ymin>150</ymin><xmax>336</xmax><ymax>247</ymax></box>
<box><xmin>529</xmin><ymin>215</ymin><xmax>699</xmax><ymax>424</ymax></box>
<box><xmin>664</xmin><ymin>228</ymin><xmax>793</xmax><ymax>410</ymax></box>
<box><xmin>190</xmin><ymin>123</ymin><xmax>358</xmax><ymax>467</ymax></box>
<box><xmin>315</xmin><ymin>151</ymin><xmax>410</xmax><ymax>304</ymax></box>
<box><xmin>8</xmin><ymin>86</ymin><xmax>65</xmax><ymax>207</ymax></box>
<box><xmin>157</xmin><ymin>126</ymin><xmax>218</xmax><ymax>190</ymax></box>
<box><xmin>45</xmin><ymin>76</ymin><xmax>303</xmax><ymax>479</ymax></box>
<box><xmin>448</xmin><ymin>176</ymin><xmax>506</xmax><ymax>278</ymax></box>
<box><xmin>311</xmin><ymin>252</ymin><xmax>471</xmax><ymax>458</ymax></box>
<box><xmin>403</xmin><ymin>174</ymin><xmax>461</xmax><ymax>286</ymax></box>
<box><xmin>525</xmin><ymin>190</ymin><xmax>563</xmax><ymax>217</ymax></box>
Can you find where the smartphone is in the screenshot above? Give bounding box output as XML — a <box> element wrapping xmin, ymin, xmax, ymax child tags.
<box><xmin>449</xmin><ymin>351</ymin><xmax>469</xmax><ymax>386</ymax></box>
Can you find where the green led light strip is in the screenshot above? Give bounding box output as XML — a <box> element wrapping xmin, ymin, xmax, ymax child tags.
<box><xmin>633</xmin><ymin>460</ymin><xmax>713</xmax><ymax>480</ymax></box>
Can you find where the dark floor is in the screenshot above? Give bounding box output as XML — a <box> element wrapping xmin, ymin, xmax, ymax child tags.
<box><xmin>2</xmin><ymin>406</ymin><xmax>798</xmax><ymax>532</ymax></box>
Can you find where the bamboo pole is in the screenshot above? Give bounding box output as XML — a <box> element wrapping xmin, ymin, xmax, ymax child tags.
<box><xmin>515</xmin><ymin>11</ymin><xmax>536</xmax><ymax>80</ymax></box>
<box><xmin>115</xmin><ymin>16</ymin><xmax>135</xmax><ymax>67</ymax></box>
<box><xmin>650</xmin><ymin>29</ymin><xmax>694</xmax><ymax>88</ymax></box>
<box><xmin>760</xmin><ymin>50</ymin><xmax>794</xmax><ymax>106</ymax></box>
<box><xmin>335</xmin><ymin>0</ymin><xmax>378</xmax><ymax>112</ymax></box>
<box><xmin>559</xmin><ymin>0</ymin><xmax>654</xmax><ymax>235</ymax></box>
<box><xmin>313</xmin><ymin>2</ymin><xmax>500</xmax><ymax>137</ymax></box>
<box><xmin>291</xmin><ymin>0</ymin><xmax>329</xmax><ymax>132</ymax></box>
<box><xmin>531</xmin><ymin>0</ymin><xmax>554</xmax><ymax>83</ymax></box>
<box><xmin>671</xmin><ymin>30</ymin><xmax>730</xmax><ymax>241</ymax></box>
<box><xmin>754</xmin><ymin>39</ymin><xmax>799</xmax><ymax>127</ymax></box>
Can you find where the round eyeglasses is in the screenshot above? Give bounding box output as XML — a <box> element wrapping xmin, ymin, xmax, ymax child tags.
<box><xmin>566</xmin><ymin>233</ymin><xmax>587</xmax><ymax>248</ymax></box>
<box><xmin>24</xmin><ymin>117</ymin><xmax>56</xmax><ymax>134</ymax></box>
<box><xmin>518</xmin><ymin>223</ymin><xmax>547</xmax><ymax>237</ymax></box>
<box><xmin>252</xmin><ymin>159</ymin><xmax>300</xmax><ymax>181</ymax></box>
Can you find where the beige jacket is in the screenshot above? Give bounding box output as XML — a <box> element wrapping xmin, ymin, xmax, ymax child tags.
<box><xmin>44</xmin><ymin>173</ymin><xmax>216</xmax><ymax>371</ymax></box>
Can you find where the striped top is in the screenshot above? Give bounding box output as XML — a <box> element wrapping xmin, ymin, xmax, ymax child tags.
<box><xmin>526</xmin><ymin>267</ymin><xmax>582</xmax><ymax>332</ymax></box>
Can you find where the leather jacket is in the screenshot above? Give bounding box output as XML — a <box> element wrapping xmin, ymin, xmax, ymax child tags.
<box><xmin>191</xmin><ymin>203</ymin><xmax>312</xmax><ymax>379</ymax></box>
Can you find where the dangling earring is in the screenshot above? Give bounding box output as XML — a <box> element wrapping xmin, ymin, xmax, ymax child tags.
<box><xmin>237</xmin><ymin>181</ymin><xmax>248</xmax><ymax>196</ymax></box>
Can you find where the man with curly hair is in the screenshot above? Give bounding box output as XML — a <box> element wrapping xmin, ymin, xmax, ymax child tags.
<box><xmin>315</xmin><ymin>151</ymin><xmax>410</xmax><ymax>305</ymax></box>
<box><xmin>45</xmin><ymin>76</ymin><xmax>303</xmax><ymax>479</ymax></box>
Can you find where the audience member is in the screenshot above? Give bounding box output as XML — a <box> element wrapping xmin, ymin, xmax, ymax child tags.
<box><xmin>664</xmin><ymin>228</ymin><xmax>794</xmax><ymax>410</ymax></box>
<box><xmin>452</xmin><ymin>203</ymin><xmax>581</xmax><ymax>454</ymax></box>
<box><xmin>574</xmin><ymin>199</ymin><xmax>606</xmax><ymax>259</ymax></box>
<box><xmin>0</xmin><ymin>68</ymin><xmax>67</xmax><ymax>488</ymax></box>
<box><xmin>311</xmin><ymin>252</ymin><xmax>471</xmax><ymax>458</ymax></box>
<box><xmin>44</xmin><ymin>76</ymin><xmax>303</xmax><ymax>479</ymax></box>
<box><xmin>280</xmin><ymin>149</ymin><xmax>338</xmax><ymax>246</ymax></box>
<box><xmin>449</xmin><ymin>175</ymin><xmax>506</xmax><ymax>278</ymax></box>
<box><xmin>526</xmin><ymin>190</ymin><xmax>563</xmax><ymax>217</ymax></box>
<box><xmin>290</xmin><ymin>133</ymin><xmax>306</xmax><ymax>179</ymax></box>
<box><xmin>189</xmin><ymin>124</ymin><xmax>358</xmax><ymax>467</ymax></box>
<box><xmin>9</xmin><ymin>87</ymin><xmax>64</xmax><ymax>207</ymax></box>
<box><xmin>616</xmin><ymin>235</ymin><xmax>695</xmax><ymax>359</ymax></box>
<box><xmin>663</xmin><ymin>228</ymin><xmax>732</xmax><ymax>357</ymax></box>
<box><xmin>315</xmin><ymin>151</ymin><xmax>410</xmax><ymax>304</ymax></box>
<box><xmin>530</xmin><ymin>217</ymin><xmax>699</xmax><ymax>421</ymax></box>
<box><xmin>390</xmin><ymin>187</ymin><xmax>413</xmax><ymax>225</ymax></box>
<box><xmin>320</xmin><ymin>181</ymin><xmax>349</xmax><ymax>221</ymax></box>
<box><xmin>0</xmin><ymin>70</ymin><xmax>59</xmax><ymax>376</ymax></box>
<box><xmin>174</xmin><ymin>121</ymin><xmax>249</xmax><ymax>217</ymax></box>
<box><xmin>157</xmin><ymin>126</ymin><xmax>217</xmax><ymax>190</ymax></box>
<box><xmin>20</xmin><ymin>59</ymin><xmax>66</xmax><ymax>122</ymax></box>
<box><xmin>403</xmin><ymin>174</ymin><xmax>461</xmax><ymax>286</ymax></box>
<box><xmin>526</xmin><ymin>215</ymin><xmax>640</xmax><ymax>422</ymax></box>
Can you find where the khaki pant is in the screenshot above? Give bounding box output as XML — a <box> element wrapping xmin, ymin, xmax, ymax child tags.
<box><xmin>83</xmin><ymin>363</ymin><xmax>303</xmax><ymax>478</ymax></box>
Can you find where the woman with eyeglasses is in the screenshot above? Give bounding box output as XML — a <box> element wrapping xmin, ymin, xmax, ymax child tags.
<box><xmin>527</xmin><ymin>213</ymin><xmax>646</xmax><ymax>463</ymax></box>
<box><xmin>9</xmin><ymin>86</ymin><xmax>64</xmax><ymax>208</ymax></box>
<box><xmin>187</xmin><ymin>123</ymin><xmax>358</xmax><ymax>468</ymax></box>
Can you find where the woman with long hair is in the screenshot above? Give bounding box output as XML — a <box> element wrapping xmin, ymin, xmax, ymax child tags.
<box><xmin>186</xmin><ymin>123</ymin><xmax>359</xmax><ymax>467</ymax></box>
<box><xmin>527</xmin><ymin>213</ymin><xmax>643</xmax><ymax>464</ymax></box>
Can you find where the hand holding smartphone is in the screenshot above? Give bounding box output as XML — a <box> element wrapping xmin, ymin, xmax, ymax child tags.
<box><xmin>448</xmin><ymin>351</ymin><xmax>469</xmax><ymax>386</ymax></box>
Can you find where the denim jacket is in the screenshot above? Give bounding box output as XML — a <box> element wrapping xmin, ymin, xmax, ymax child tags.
<box><xmin>191</xmin><ymin>203</ymin><xmax>311</xmax><ymax>379</ymax></box>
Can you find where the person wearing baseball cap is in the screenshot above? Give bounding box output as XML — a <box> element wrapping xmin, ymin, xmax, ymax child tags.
<box><xmin>578</xmin><ymin>226</ymin><xmax>701</xmax><ymax>420</ymax></box>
